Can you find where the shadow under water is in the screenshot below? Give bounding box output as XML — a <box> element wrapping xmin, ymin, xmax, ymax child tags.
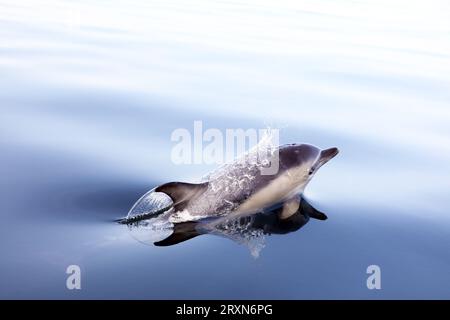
<box><xmin>122</xmin><ymin>197</ymin><xmax>327</xmax><ymax>258</ymax></box>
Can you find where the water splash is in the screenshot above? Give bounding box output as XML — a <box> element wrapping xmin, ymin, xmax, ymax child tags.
<box><xmin>208</xmin><ymin>216</ymin><xmax>267</xmax><ymax>258</ymax></box>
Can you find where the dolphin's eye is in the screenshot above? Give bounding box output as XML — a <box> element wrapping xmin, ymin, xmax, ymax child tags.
<box><xmin>308</xmin><ymin>169</ymin><xmax>314</xmax><ymax>175</ymax></box>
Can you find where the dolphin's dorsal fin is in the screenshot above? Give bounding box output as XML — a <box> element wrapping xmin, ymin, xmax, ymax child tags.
<box><xmin>155</xmin><ymin>181</ymin><xmax>209</xmax><ymax>211</ymax></box>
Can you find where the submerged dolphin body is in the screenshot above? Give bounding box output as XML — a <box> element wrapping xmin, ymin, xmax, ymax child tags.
<box><xmin>155</xmin><ymin>144</ymin><xmax>339</xmax><ymax>222</ymax></box>
<box><xmin>154</xmin><ymin>196</ymin><xmax>328</xmax><ymax>248</ymax></box>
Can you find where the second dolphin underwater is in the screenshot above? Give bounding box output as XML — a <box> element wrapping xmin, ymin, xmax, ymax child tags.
<box><xmin>122</xmin><ymin>143</ymin><xmax>339</xmax><ymax>248</ymax></box>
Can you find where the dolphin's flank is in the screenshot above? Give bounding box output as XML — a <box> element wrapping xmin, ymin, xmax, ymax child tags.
<box><xmin>154</xmin><ymin>143</ymin><xmax>339</xmax><ymax>222</ymax></box>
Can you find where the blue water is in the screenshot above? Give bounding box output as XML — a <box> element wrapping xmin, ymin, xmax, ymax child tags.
<box><xmin>1</xmin><ymin>0</ymin><xmax>450</xmax><ymax>299</ymax></box>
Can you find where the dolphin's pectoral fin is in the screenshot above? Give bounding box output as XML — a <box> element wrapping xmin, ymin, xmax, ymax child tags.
<box><xmin>154</xmin><ymin>221</ymin><xmax>202</xmax><ymax>246</ymax></box>
<box><xmin>155</xmin><ymin>181</ymin><xmax>209</xmax><ymax>212</ymax></box>
<box><xmin>300</xmin><ymin>198</ymin><xmax>328</xmax><ymax>220</ymax></box>
<box><xmin>278</xmin><ymin>196</ymin><xmax>301</xmax><ymax>220</ymax></box>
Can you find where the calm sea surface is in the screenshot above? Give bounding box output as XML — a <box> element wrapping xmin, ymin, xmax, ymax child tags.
<box><xmin>1</xmin><ymin>0</ymin><xmax>450</xmax><ymax>298</ymax></box>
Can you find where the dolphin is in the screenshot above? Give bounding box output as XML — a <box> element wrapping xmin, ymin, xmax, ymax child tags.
<box><xmin>154</xmin><ymin>144</ymin><xmax>339</xmax><ymax>222</ymax></box>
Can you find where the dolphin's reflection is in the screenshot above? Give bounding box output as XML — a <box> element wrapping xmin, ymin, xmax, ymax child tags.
<box><xmin>155</xmin><ymin>197</ymin><xmax>327</xmax><ymax>246</ymax></box>
<box><xmin>126</xmin><ymin>197</ymin><xmax>327</xmax><ymax>257</ymax></box>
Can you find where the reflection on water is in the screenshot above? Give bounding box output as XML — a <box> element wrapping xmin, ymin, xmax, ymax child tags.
<box><xmin>125</xmin><ymin>197</ymin><xmax>327</xmax><ymax>258</ymax></box>
<box><xmin>1</xmin><ymin>0</ymin><xmax>450</xmax><ymax>299</ymax></box>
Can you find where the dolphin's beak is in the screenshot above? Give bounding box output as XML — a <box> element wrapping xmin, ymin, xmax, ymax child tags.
<box><xmin>319</xmin><ymin>147</ymin><xmax>339</xmax><ymax>164</ymax></box>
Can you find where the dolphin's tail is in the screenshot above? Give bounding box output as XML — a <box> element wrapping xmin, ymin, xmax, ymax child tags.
<box><xmin>154</xmin><ymin>221</ymin><xmax>202</xmax><ymax>246</ymax></box>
